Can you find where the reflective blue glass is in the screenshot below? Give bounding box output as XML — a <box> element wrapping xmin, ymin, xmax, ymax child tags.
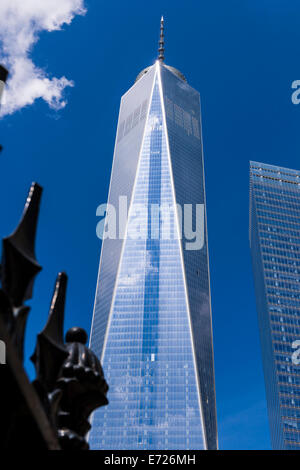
<box><xmin>161</xmin><ymin>66</ymin><xmax>217</xmax><ymax>449</ymax></box>
<box><xmin>89</xmin><ymin>63</ymin><xmax>217</xmax><ymax>450</ymax></box>
<box><xmin>250</xmin><ymin>161</ymin><xmax>300</xmax><ymax>449</ymax></box>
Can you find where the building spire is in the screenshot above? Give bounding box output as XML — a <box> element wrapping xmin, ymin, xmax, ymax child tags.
<box><xmin>158</xmin><ymin>16</ymin><xmax>165</xmax><ymax>62</ymax></box>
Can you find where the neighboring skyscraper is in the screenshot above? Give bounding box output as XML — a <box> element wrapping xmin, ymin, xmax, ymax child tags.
<box><xmin>250</xmin><ymin>161</ymin><xmax>300</xmax><ymax>449</ymax></box>
<box><xmin>89</xmin><ymin>19</ymin><xmax>217</xmax><ymax>450</ymax></box>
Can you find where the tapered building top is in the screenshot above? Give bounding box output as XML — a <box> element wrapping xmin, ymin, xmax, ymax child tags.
<box><xmin>135</xmin><ymin>17</ymin><xmax>186</xmax><ymax>83</ymax></box>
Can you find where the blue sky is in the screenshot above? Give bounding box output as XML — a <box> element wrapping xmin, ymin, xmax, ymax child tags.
<box><xmin>1</xmin><ymin>0</ymin><xmax>300</xmax><ymax>450</ymax></box>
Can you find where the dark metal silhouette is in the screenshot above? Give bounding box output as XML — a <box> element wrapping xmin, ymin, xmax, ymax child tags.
<box><xmin>31</xmin><ymin>272</ymin><xmax>70</xmax><ymax>428</ymax></box>
<box><xmin>31</xmin><ymin>273</ymin><xmax>108</xmax><ymax>449</ymax></box>
<box><xmin>56</xmin><ymin>326</ymin><xmax>108</xmax><ymax>449</ymax></box>
<box><xmin>0</xmin><ymin>64</ymin><xmax>8</xmax><ymax>152</ymax></box>
<box><xmin>158</xmin><ymin>16</ymin><xmax>165</xmax><ymax>62</ymax></box>
<box><xmin>0</xmin><ymin>183</ymin><xmax>108</xmax><ymax>449</ymax></box>
<box><xmin>1</xmin><ymin>183</ymin><xmax>42</xmax><ymax>361</ymax></box>
<box><xmin>0</xmin><ymin>65</ymin><xmax>8</xmax><ymax>84</ymax></box>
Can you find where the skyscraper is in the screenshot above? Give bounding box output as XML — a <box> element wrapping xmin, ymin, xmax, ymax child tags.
<box><xmin>250</xmin><ymin>161</ymin><xmax>300</xmax><ymax>449</ymax></box>
<box><xmin>0</xmin><ymin>65</ymin><xmax>8</xmax><ymax>105</ymax></box>
<box><xmin>89</xmin><ymin>19</ymin><xmax>217</xmax><ymax>450</ymax></box>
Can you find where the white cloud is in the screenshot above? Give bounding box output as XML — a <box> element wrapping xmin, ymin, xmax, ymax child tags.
<box><xmin>0</xmin><ymin>0</ymin><xmax>86</xmax><ymax>116</ymax></box>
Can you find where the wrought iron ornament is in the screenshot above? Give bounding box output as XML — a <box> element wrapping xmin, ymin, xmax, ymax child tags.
<box><xmin>0</xmin><ymin>182</ymin><xmax>42</xmax><ymax>361</ymax></box>
<box><xmin>0</xmin><ymin>182</ymin><xmax>108</xmax><ymax>449</ymax></box>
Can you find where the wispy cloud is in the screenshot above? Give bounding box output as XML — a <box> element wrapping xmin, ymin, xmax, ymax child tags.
<box><xmin>0</xmin><ymin>0</ymin><xmax>86</xmax><ymax>116</ymax></box>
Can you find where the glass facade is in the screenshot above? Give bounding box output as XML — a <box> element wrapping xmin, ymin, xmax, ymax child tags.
<box><xmin>89</xmin><ymin>62</ymin><xmax>217</xmax><ymax>450</ymax></box>
<box><xmin>250</xmin><ymin>161</ymin><xmax>300</xmax><ymax>449</ymax></box>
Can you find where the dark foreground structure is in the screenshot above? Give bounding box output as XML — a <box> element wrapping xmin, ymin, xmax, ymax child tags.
<box><xmin>0</xmin><ymin>183</ymin><xmax>108</xmax><ymax>450</ymax></box>
<box><xmin>0</xmin><ymin>64</ymin><xmax>108</xmax><ymax>450</ymax></box>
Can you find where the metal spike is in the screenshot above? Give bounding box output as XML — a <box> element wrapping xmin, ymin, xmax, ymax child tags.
<box><xmin>0</xmin><ymin>65</ymin><xmax>8</xmax><ymax>83</ymax></box>
<box><xmin>1</xmin><ymin>182</ymin><xmax>42</xmax><ymax>307</ymax></box>
<box><xmin>31</xmin><ymin>272</ymin><xmax>69</xmax><ymax>390</ymax></box>
<box><xmin>158</xmin><ymin>16</ymin><xmax>165</xmax><ymax>62</ymax></box>
<box><xmin>0</xmin><ymin>65</ymin><xmax>8</xmax><ymax>153</ymax></box>
<box><xmin>41</xmin><ymin>272</ymin><xmax>68</xmax><ymax>346</ymax></box>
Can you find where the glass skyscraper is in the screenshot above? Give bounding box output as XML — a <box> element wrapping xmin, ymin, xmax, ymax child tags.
<box><xmin>250</xmin><ymin>161</ymin><xmax>300</xmax><ymax>449</ymax></box>
<box><xmin>89</xmin><ymin>22</ymin><xmax>217</xmax><ymax>450</ymax></box>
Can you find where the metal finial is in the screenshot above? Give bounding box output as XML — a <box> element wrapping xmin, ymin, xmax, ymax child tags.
<box><xmin>0</xmin><ymin>65</ymin><xmax>8</xmax><ymax>152</ymax></box>
<box><xmin>158</xmin><ymin>16</ymin><xmax>164</xmax><ymax>62</ymax></box>
<box><xmin>0</xmin><ymin>65</ymin><xmax>8</xmax><ymax>84</ymax></box>
<box><xmin>1</xmin><ymin>182</ymin><xmax>43</xmax><ymax>307</ymax></box>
